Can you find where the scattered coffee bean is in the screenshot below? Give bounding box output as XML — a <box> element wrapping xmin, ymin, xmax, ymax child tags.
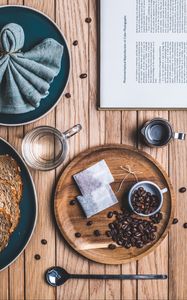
<box><xmin>73</xmin><ymin>40</ymin><xmax>78</xmax><ymax>46</ymax></box>
<box><xmin>131</xmin><ymin>187</ymin><xmax>160</xmax><ymax>215</ymax></box>
<box><xmin>80</xmin><ymin>73</ymin><xmax>87</xmax><ymax>79</ymax></box>
<box><xmin>172</xmin><ymin>218</ymin><xmax>178</xmax><ymax>224</ymax></box>
<box><xmin>108</xmin><ymin>243</ymin><xmax>116</xmax><ymax>250</ymax></box>
<box><xmin>94</xmin><ymin>230</ymin><xmax>101</xmax><ymax>237</ymax></box>
<box><xmin>107</xmin><ymin>211</ymin><xmax>113</xmax><ymax>218</ymax></box>
<box><xmin>183</xmin><ymin>223</ymin><xmax>187</xmax><ymax>228</ymax></box>
<box><xmin>69</xmin><ymin>200</ymin><xmax>76</xmax><ymax>205</ymax></box>
<box><xmin>65</xmin><ymin>93</ymin><xmax>71</xmax><ymax>98</ymax></box>
<box><xmin>34</xmin><ymin>254</ymin><xmax>41</xmax><ymax>260</ymax></box>
<box><xmin>87</xmin><ymin>221</ymin><xmax>93</xmax><ymax>226</ymax></box>
<box><xmin>75</xmin><ymin>232</ymin><xmax>81</xmax><ymax>238</ymax></box>
<box><xmin>41</xmin><ymin>239</ymin><xmax>47</xmax><ymax>245</ymax></box>
<box><xmin>85</xmin><ymin>17</ymin><xmax>92</xmax><ymax>23</ymax></box>
<box><xmin>179</xmin><ymin>187</ymin><xmax>186</xmax><ymax>193</ymax></box>
<box><xmin>106</xmin><ymin>230</ymin><xmax>112</xmax><ymax>237</ymax></box>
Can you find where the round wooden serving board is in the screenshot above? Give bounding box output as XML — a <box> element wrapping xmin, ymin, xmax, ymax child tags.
<box><xmin>54</xmin><ymin>145</ymin><xmax>175</xmax><ymax>264</ymax></box>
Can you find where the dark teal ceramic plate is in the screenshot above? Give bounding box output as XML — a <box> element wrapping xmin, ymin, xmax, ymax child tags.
<box><xmin>0</xmin><ymin>5</ymin><xmax>70</xmax><ymax>126</ymax></box>
<box><xmin>0</xmin><ymin>138</ymin><xmax>37</xmax><ymax>271</ymax></box>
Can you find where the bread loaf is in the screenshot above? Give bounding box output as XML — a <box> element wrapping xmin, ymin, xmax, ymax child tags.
<box><xmin>0</xmin><ymin>155</ymin><xmax>23</xmax><ymax>252</ymax></box>
<box><xmin>0</xmin><ymin>155</ymin><xmax>23</xmax><ymax>202</ymax></box>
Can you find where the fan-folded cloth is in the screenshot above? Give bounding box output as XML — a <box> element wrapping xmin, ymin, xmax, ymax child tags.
<box><xmin>0</xmin><ymin>23</ymin><xmax>64</xmax><ymax>114</ymax></box>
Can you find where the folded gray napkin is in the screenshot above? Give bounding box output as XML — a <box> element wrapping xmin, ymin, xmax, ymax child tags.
<box><xmin>0</xmin><ymin>23</ymin><xmax>64</xmax><ymax>114</ymax></box>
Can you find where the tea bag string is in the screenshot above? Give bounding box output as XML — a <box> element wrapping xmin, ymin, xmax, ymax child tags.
<box><xmin>116</xmin><ymin>165</ymin><xmax>142</xmax><ymax>193</ymax></box>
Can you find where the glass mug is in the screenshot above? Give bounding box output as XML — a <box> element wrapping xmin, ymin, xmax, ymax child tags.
<box><xmin>141</xmin><ymin>118</ymin><xmax>186</xmax><ymax>147</ymax></box>
<box><xmin>22</xmin><ymin>124</ymin><xmax>82</xmax><ymax>171</ymax></box>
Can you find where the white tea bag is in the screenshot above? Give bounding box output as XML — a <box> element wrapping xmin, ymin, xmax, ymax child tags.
<box><xmin>77</xmin><ymin>185</ymin><xmax>118</xmax><ymax>218</ymax></box>
<box><xmin>73</xmin><ymin>160</ymin><xmax>114</xmax><ymax>196</ymax></box>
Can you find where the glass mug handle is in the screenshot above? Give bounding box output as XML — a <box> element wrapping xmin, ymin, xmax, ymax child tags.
<box><xmin>173</xmin><ymin>132</ymin><xmax>186</xmax><ymax>140</ymax></box>
<box><xmin>63</xmin><ymin>124</ymin><xmax>82</xmax><ymax>139</ymax></box>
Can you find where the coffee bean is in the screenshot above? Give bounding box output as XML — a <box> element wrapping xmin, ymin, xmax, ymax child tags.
<box><xmin>69</xmin><ymin>200</ymin><xmax>76</xmax><ymax>205</ymax></box>
<box><xmin>117</xmin><ymin>239</ymin><xmax>123</xmax><ymax>246</ymax></box>
<box><xmin>85</xmin><ymin>17</ymin><xmax>92</xmax><ymax>23</ymax></box>
<box><xmin>109</xmin><ymin>223</ymin><xmax>115</xmax><ymax>229</ymax></box>
<box><xmin>106</xmin><ymin>230</ymin><xmax>112</xmax><ymax>237</ymax></box>
<box><xmin>172</xmin><ymin>218</ymin><xmax>178</xmax><ymax>224</ymax></box>
<box><xmin>183</xmin><ymin>223</ymin><xmax>187</xmax><ymax>228</ymax></box>
<box><xmin>41</xmin><ymin>239</ymin><xmax>47</xmax><ymax>245</ymax></box>
<box><xmin>80</xmin><ymin>73</ymin><xmax>87</xmax><ymax>79</ymax></box>
<box><xmin>75</xmin><ymin>232</ymin><xmax>81</xmax><ymax>238</ymax></box>
<box><xmin>150</xmin><ymin>233</ymin><xmax>156</xmax><ymax>241</ymax></box>
<box><xmin>179</xmin><ymin>187</ymin><xmax>186</xmax><ymax>193</ymax></box>
<box><xmin>107</xmin><ymin>211</ymin><xmax>113</xmax><ymax>218</ymax></box>
<box><xmin>87</xmin><ymin>221</ymin><xmax>93</xmax><ymax>226</ymax></box>
<box><xmin>34</xmin><ymin>254</ymin><xmax>41</xmax><ymax>260</ymax></box>
<box><xmin>65</xmin><ymin>93</ymin><xmax>71</xmax><ymax>98</ymax></box>
<box><xmin>94</xmin><ymin>230</ymin><xmax>101</xmax><ymax>236</ymax></box>
<box><xmin>73</xmin><ymin>40</ymin><xmax>78</xmax><ymax>46</ymax></box>
<box><xmin>108</xmin><ymin>244</ymin><xmax>116</xmax><ymax>250</ymax></box>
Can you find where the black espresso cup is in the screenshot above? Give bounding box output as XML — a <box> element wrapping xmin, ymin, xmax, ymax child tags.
<box><xmin>141</xmin><ymin>118</ymin><xmax>186</xmax><ymax>147</ymax></box>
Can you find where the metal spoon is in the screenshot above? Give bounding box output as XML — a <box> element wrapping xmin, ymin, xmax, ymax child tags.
<box><xmin>45</xmin><ymin>267</ymin><xmax>167</xmax><ymax>287</ymax></box>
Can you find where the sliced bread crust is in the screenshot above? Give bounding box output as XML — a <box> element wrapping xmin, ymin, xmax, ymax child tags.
<box><xmin>0</xmin><ymin>180</ymin><xmax>20</xmax><ymax>232</ymax></box>
<box><xmin>0</xmin><ymin>155</ymin><xmax>23</xmax><ymax>253</ymax></box>
<box><xmin>0</xmin><ymin>209</ymin><xmax>12</xmax><ymax>252</ymax></box>
<box><xmin>0</xmin><ymin>155</ymin><xmax>23</xmax><ymax>202</ymax></box>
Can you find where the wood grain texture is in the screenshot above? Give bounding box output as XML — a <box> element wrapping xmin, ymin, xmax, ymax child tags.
<box><xmin>88</xmin><ymin>0</ymin><xmax>105</xmax><ymax>299</ymax></box>
<box><xmin>0</xmin><ymin>0</ymin><xmax>187</xmax><ymax>299</ymax></box>
<box><xmin>55</xmin><ymin>1</ymin><xmax>89</xmax><ymax>299</ymax></box>
<box><xmin>138</xmin><ymin>111</ymin><xmax>169</xmax><ymax>300</ymax></box>
<box><xmin>54</xmin><ymin>145</ymin><xmax>174</xmax><ymax>264</ymax></box>
<box><xmin>121</xmin><ymin>111</ymin><xmax>137</xmax><ymax>300</ymax></box>
<box><xmin>169</xmin><ymin>111</ymin><xmax>187</xmax><ymax>300</ymax></box>
<box><xmin>23</xmin><ymin>1</ymin><xmax>56</xmax><ymax>300</ymax></box>
<box><xmin>105</xmin><ymin>111</ymin><xmax>121</xmax><ymax>300</ymax></box>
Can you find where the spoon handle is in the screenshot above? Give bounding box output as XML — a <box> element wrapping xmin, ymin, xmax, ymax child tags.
<box><xmin>70</xmin><ymin>274</ymin><xmax>167</xmax><ymax>280</ymax></box>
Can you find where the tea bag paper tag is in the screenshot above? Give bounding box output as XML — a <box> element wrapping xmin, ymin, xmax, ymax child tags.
<box><xmin>73</xmin><ymin>160</ymin><xmax>114</xmax><ymax>196</ymax></box>
<box><xmin>77</xmin><ymin>185</ymin><xmax>118</xmax><ymax>218</ymax></box>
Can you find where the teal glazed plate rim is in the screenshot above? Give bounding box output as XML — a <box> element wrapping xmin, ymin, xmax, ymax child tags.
<box><xmin>0</xmin><ymin>138</ymin><xmax>38</xmax><ymax>271</ymax></box>
<box><xmin>0</xmin><ymin>5</ymin><xmax>71</xmax><ymax>126</ymax></box>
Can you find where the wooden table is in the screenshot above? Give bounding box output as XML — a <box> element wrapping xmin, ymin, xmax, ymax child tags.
<box><xmin>0</xmin><ymin>1</ymin><xmax>187</xmax><ymax>299</ymax></box>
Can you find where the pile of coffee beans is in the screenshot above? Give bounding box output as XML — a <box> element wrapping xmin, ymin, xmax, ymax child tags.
<box><xmin>131</xmin><ymin>187</ymin><xmax>160</xmax><ymax>215</ymax></box>
<box><xmin>106</xmin><ymin>210</ymin><xmax>161</xmax><ymax>249</ymax></box>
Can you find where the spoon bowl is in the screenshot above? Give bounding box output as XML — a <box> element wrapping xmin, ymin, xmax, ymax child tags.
<box><xmin>45</xmin><ymin>267</ymin><xmax>70</xmax><ymax>287</ymax></box>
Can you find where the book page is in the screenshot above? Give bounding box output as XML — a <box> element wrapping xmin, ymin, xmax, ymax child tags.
<box><xmin>100</xmin><ymin>0</ymin><xmax>187</xmax><ymax>108</ymax></box>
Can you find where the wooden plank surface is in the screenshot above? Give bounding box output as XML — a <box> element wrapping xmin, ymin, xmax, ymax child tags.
<box><xmin>23</xmin><ymin>1</ymin><xmax>56</xmax><ymax>300</ymax></box>
<box><xmin>138</xmin><ymin>111</ymin><xmax>169</xmax><ymax>300</ymax></box>
<box><xmin>0</xmin><ymin>0</ymin><xmax>187</xmax><ymax>299</ymax></box>
<box><xmin>88</xmin><ymin>0</ymin><xmax>106</xmax><ymax>299</ymax></box>
<box><xmin>169</xmin><ymin>111</ymin><xmax>187</xmax><ymax>300</ymax></box>
<box><xmin>56</xmin><ymin>1</ymin><xmax>89</xmax><ymax>300</ymax></box>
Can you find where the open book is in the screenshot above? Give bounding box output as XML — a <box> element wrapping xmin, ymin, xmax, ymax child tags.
<box><xmin>100</xmin><ymin>0</ymin><xmax>187</xmax><ymax>109</ymax></box>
